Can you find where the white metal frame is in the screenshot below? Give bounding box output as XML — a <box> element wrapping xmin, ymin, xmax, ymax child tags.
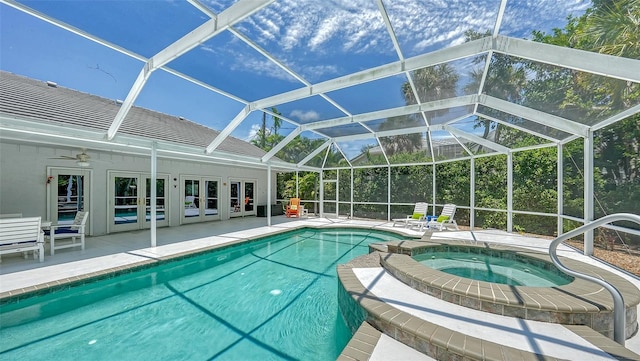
<box><xmin>2</xmin><ymin>0</ymin><xmax>639</xmax><ymax>250</ymax></box>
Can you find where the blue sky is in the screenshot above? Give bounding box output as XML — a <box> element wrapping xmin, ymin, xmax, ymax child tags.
<box><xmin>0</xmin><ymin>0</ymin><xmax>590</xmax><ymax>155</ymax></box>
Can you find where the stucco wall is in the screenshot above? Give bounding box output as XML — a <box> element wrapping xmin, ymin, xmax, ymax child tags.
<box><xmin>0</xmin><ymin>141</ymin><xmax>276</xmax><ymax>236</ymax></box>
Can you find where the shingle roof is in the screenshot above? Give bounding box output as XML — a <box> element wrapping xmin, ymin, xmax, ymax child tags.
<box><xmin>0</xmin><ymin>71</ymin><xmax>267</xmax><ymax>158</ymax></box>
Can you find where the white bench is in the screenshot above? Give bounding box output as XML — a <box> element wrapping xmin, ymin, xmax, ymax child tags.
<box><xmin>0</xmin><ymin>217</ymin><xmax>45</xmax><ymax>262</ymax></box>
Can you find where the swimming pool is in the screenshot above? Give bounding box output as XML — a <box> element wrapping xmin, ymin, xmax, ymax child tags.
<box><xmin>0</xmin><ymin>228</ymin><xmax>407</xmax><ymax>361</ymax></box>
<box><xmin>414</xmin><ymin>251</ymin><xmax>572</xmax><ymax>287</ymax></box>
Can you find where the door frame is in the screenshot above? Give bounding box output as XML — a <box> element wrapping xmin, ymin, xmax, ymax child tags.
<box><xmin>180</xmin><ymin>175</ymin><xmax>221</xmax><ymax>224</ymax></box>
<box><xmin>108</xmin><ymin>171</ymin><xmax>169</xmax><ymax>233</ymax></box>
<box><xmin>46</xmin><ymin>166</ymin><xmax>93</xmax><ymax>235</ymax></box>
<box><xmin>228</xmin><ymin>178</ymin><xmax>256</xmax><ymax>218</ymax></box>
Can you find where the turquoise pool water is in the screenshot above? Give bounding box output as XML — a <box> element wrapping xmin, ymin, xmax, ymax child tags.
<box><xmin>414</xmin><ymin>251</ymin><xmax>572</xmax><ymax>287</ymax></box>
<box><xmin>0</xmin><ymin>228</ymin><xmax>406</xmax><ymax>360</ymax></box>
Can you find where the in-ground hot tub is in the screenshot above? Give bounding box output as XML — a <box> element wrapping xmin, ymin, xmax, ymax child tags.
<box><xmin>413</xmin><ymin>247</ymin><xmax>574</xmax><ymax>287</ymax></box>
<box><xmin>375</xmin><ymin>239</ymin><xmax>640</xmax><ymax>339</ymax></box>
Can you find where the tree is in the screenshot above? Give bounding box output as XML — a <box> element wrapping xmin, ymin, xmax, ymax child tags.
<box><xmin>464</xmin><ymin>30</ymin><xmax>527</xmax><ymax>144</ymax></box>
<box><xmin>252</xmin><ymin>107</ymin><xmax>284</xmax><ymax>151</ymax></box>
<box><xmin>377</xmin><ymin>115</ymin><xmax>424</xmax><ymax>157</ymax></box>
<box><xmin>373</xmin><ymin>64</ymin><xmax>460</xmax><ymax>160</ymax></box>
<box><xmin>580</xmin><ymin>0</ymin><xmax>640</xmax><ymax>59</ymax></box>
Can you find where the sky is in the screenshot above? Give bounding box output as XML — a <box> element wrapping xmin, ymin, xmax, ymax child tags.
<box><xmin>0</xmin><ymin>0</ymin><xmax>590</xmax><ymax>159</ymax></box>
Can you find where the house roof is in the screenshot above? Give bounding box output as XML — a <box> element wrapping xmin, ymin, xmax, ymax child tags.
<box><xmin>0</xmin><ymin>71</ymin><xmax>267</xmax><ymax>159</ymax></box>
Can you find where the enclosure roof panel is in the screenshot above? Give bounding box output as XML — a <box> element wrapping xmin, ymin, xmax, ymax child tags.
<box><xmin>1</xmin><ymin>0</ymin><xmax>638</xmax><ymax>169</ymax></box>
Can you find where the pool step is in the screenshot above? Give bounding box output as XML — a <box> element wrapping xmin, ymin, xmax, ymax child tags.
<box><xmin>338</xmin><ymin>322</ymin><xmax>435</xmax><ymax>361</ymax></box>
<box><xmin>338</xmin><ymin>264</ymin><xmax>640</xmax><ymax>361</ymax></box>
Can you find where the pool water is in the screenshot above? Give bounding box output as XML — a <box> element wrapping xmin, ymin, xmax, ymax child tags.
<box><xmin>0</xmin><ymin>228</ymin><xmax>406</xmax><ymax>361</ymax></box>
<box><xmin>414</xmin><ymin>251</ymin><xmax>572</xmax><ymax>287</ymax></box>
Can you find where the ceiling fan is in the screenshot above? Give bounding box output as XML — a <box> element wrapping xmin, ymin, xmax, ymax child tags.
<box><xmin>50</xmin><ymin>149</ymin><xmax>91</xmax><ymax>167</ymax></box>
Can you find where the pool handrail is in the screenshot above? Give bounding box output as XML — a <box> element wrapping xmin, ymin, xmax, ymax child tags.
<box><xmin>549</xmin><ymin>212</ymin><xmax>640</xmax><ymax>346</ymax></box>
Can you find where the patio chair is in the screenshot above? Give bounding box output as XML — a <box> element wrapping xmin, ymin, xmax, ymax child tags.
<box><xmin>392</xmin><ymin>202</ymin><xmax>428</xmax><ymax>227</ymax></box>
<box><xmin>185</xmin><ymin>196</ymin><xmax>197</xmax><ymax>209</ymax></box>
<box><xmin>44</xmin><ymin>211</ymin><xmax>88</xmax><ymax>255</ymax></box>
<box><xmin>410</xmin><ymin>204</ymin><xmax>459</xmax><ymax>231</ymax></box>
<box><xmin>285</xmin><ymin>198</ymin><xmax>301</xmax><ymax>218</ymax></box>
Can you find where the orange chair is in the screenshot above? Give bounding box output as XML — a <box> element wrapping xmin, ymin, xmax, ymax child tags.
<box><xmin>285</xmin><ymin>198</ymin><xmax>301</xmax><ymax>217</ymax></box>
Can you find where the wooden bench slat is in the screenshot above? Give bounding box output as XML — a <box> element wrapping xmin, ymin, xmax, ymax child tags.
<box><xmin>0</xmin><ymin>217</ymin><xmax>45</xmax><ymax>262</ymax></box>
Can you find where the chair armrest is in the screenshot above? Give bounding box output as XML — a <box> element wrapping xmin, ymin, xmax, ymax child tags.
<box><xmin>49</xmin><ymin>224</ymin><xmax>84</xmax><ymax>232</ymax></box>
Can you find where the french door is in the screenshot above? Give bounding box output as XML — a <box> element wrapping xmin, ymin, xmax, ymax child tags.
<box><xmin>109</xmin><ymin>172</ymin><xmax>169</xmax><ymax>232</ymax></box>
<box><xmin>181</xmin><ymin>176</ymin><xmax>220</xmax><ymax>224</ymax></box>
<box><xmin>229</xmin><ymin>179</ymin><xmax>255</xmax><ymax>218</ymax></box>
<box><xmin>47</xmin><ymin>167</ymin><xmax>91</xmax><ymax>231</ymax></box>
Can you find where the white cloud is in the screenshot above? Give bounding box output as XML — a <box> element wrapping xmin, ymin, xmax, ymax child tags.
<box><xmin>499</xmin><ymin>0</ymin><xmax>591</xmax><ymax>37</ymax></box>
<box><xmin>246</xmin><ymin>123</ymin><xmax>261</xmax><ymax>141</ymax></box>
<box><xmin>290</xmin><ymin>109</ymin><xmax>320</xmax><ymax>122</ymax></box>
<box><xmin>305</xmin><ymin>64</ymin><xmax>339</xmax><ymax>77</ymax></box>
<box><xmin>226</xmin><ymin>49</ymin><xmax>297</xmax><ymax>82</ymax></box>
<box><xmin>199</xmin><ymin>44</ymin><xmax>217</xmax><ymax>54</ymax></box>
<box><xmin>309</xmin><ymin>15</ymin><xmax>340</xmax><ymax>51</ymax></box>
<box><xmin>336</xmin><ymin>139</ymin><xmax>378</xmax><ymax>160</ymax></box>
<box><xmin>230</xmin><ymin>0</ymin><xmax>590</xmax><ymax>80</ymax></box>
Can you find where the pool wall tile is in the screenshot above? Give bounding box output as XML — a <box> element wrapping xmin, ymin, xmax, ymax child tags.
<box><xmin>477</xmin><ymin>284</ymin><xmax>493</xmax><ymax>299</ymax></box>
<box><xmin>413</xmin><ymin>333</ymin><xmax>439</xmax><ymax>359</ymax></box>
<box><xmin>402</xmin><ymin>317</ymin><xmax>425</xmax><ymax>333</ymax></box>
<box><xmin>347</xmin><ymin>338</ymin><xmax>376</xmax><ymax>355</ymax></box>
<box><xmin>395</xmin><ymin>326</ymin><xmax>417</xmax><ymax>346</ymax></box>
<box><xmin>549</xmin><ymin>311</ymin><xmax>572</xmax><ymax>324</ymax></box>
<box><xmin>462</xmin><ymin>336</ymin><xmax>484</xmax><ymax>360</ymax></box>
<box><xmin>391</xmin><ymin>312</ymin><xmax>413</xmax><ymax>329</ymax></box>
<box><xmin>480</xmin><ymin>340</ymin><xmax>503</xmax><ymax>360</ymax></box>
<box><xmin>526</xmin><ymin>308</ymin><xmax>551</xmax><ymax>322</ymax></box>
<box><xmin>442</xmin><ymin>291</ymin><xmax>461</xmax><ymax>304</ymax></box>
<box><xmin>415</xmin><ymin>322</ymin><xmax>439</xmax><ymax>340</ymax></box>
<box><xmin>339</xmin><ymin>345</ymin><xmax>371</xmax><ymax>360</ymax></box>
<box><xmin>480</xmin><ymin>300</ymin><xmax>504</xmax><ymax>315</ymax></box>
<box><xmin>446</xmin><ymin>332</ymin><xmax>466</xmax><ymax>355</ymax></box>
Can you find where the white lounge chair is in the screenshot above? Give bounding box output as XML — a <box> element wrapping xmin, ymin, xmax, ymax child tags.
<box><xmin>44</xmin><ymin>211</ymin><xmax>88</xmax><ymax>255</ymax></box>
<box><xmin>409</xmin><ymin>204</ymin><xmax>459</xmax><ymax>231</ymax></box>
<box><xmin>392</xmin><ymin>202</ymin><xmax>428</xmax><ymax>227</ymax></box>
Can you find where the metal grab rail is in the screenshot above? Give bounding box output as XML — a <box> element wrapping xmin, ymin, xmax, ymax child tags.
<box><xmin>549</xmin><ymin>213</ymin><xmax>640</xmax><ymax>345</ymax></box>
